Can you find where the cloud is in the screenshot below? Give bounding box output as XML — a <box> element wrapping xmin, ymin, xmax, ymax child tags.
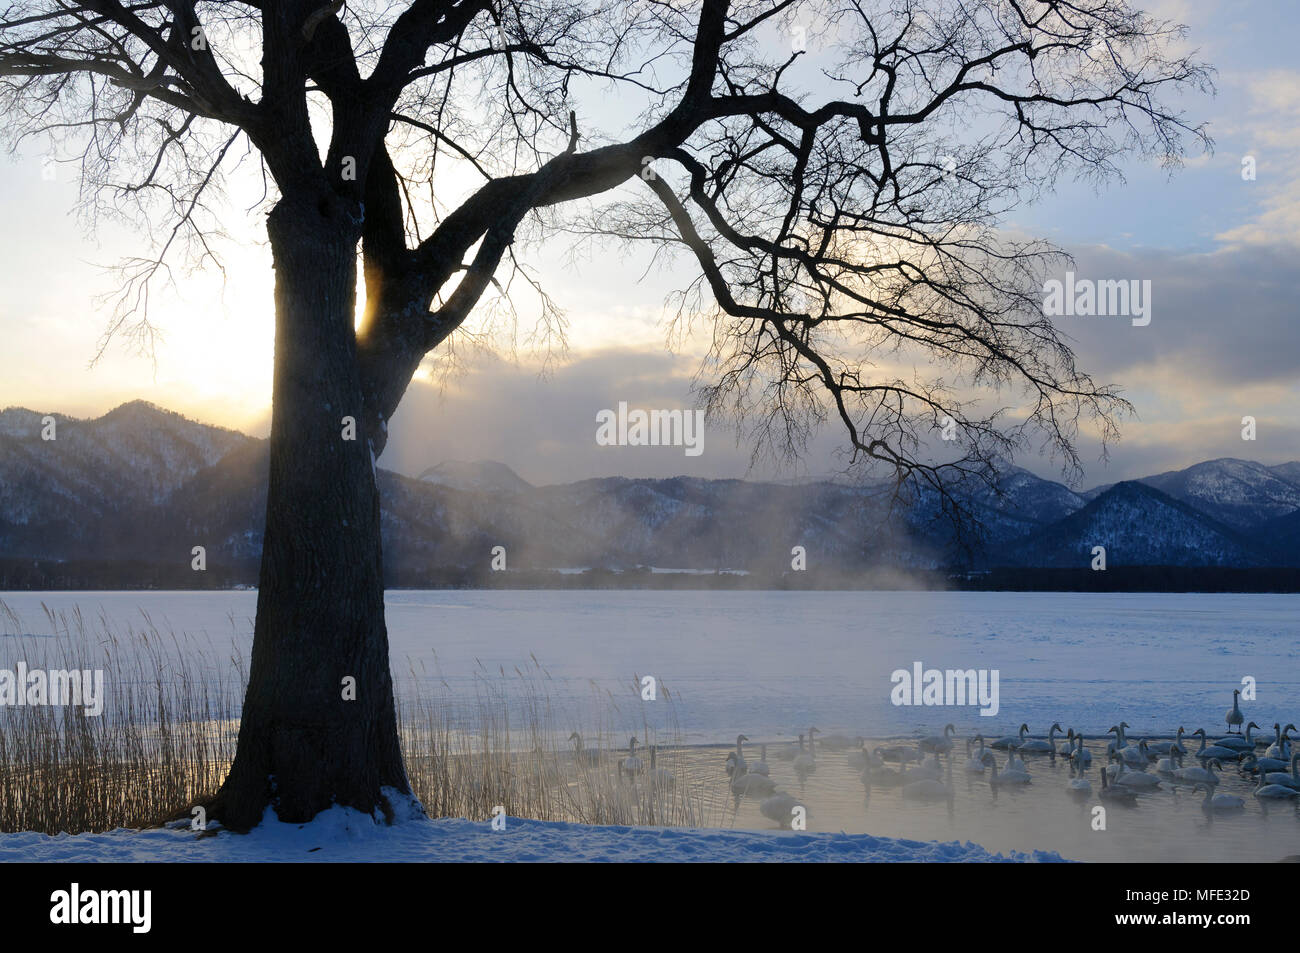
<box><xmin>383</xmin><ymin>237</ymin><xmax>1300</xmax><ymax>488</ymax></box>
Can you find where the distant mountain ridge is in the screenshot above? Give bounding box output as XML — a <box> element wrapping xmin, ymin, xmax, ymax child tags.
<box><xmin>1</xmin><ymin>401</ymin><xmax>1298</xmax><ymax>576</ymax></box>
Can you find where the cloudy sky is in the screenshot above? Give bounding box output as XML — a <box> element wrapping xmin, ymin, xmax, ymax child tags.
<box><xmin>1</xmin><ymin>0</ymin><xmax>1298</xmax><ymax>491</ymax></box>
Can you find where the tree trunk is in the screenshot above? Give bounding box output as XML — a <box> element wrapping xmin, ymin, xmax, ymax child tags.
<box><xmin>213</xmin><ymin>195</ymin><xmax>413</xmax><ymax>832</ymax></box>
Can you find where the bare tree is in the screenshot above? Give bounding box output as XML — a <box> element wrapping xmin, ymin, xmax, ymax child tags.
<box><xmin>0</xmin><ymin>0</ymin><xmax>1210</xmax><ymax>829</ymax></box>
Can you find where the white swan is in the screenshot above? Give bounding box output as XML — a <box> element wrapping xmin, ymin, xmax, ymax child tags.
<box><xmin>877</xmin><ymin>744</ymin><xmax>922</xmax><ymax>765</ymax></box>
<box><xmin>1147</xmin><ymin>727</ymin><xmax>1187</xmax><ymax>756</ymax></box>
<box><xmin>726</xmin><ymin>752</ymin><xmax>777</xmax><ymax>800</ymax></box>
<box><xmin>1070</xmin><ymin>733</ymin><xmax>1093</xmax><ymax>766</ymax></box>
<box><xmin>1216</xmin><ymin>721</ymin><xmax>1260</xmax><ymax>752</ymax></box>
<box><xmin>1259</xmin><ymin>752</ymin><xmax>1300</xmax><ymax>790</ymax></box>
<box><xmin>1098</xmin><ymin>767</ymin><xmax>1137</xmax><ymax>803</ymax></box>
<box><xmin>751</xmin><ymin>743</ymin><xmax>770</xmax><ymax>777</ymax></box>
<box><xmin>1111</xmin><ymin>758</ymin><xmax>1161</xmax><ymax>791</ymax></box>
<box><xmin>845</xmin><ymin>739</ymin><xmax>871</xmax><ymax>771</ymax></box>
<box><xmin>989</xmin><ymin>726</ymin><xmax>1023</xmax><ymax>750</ymax></box>
<box><xmin>1057</xmin><ymin>728</ymin><xmax>1077</xmax><ymax>757</ymax></box>
<box><xmin>1066</xmin><ymin>766</ymin><xmax>1092</xmax><ymax>797</ymax></box>
<box><xmin>1155</xmin><ymin>749</ymin><xmax>1181</xmax><ymax>778</ymax></box>
<box><xmin>792</xmin><ymin>727</ymin><xmax>818</xmax><ymax>776</ymax></box>
<box><xmin>965</xmin><ymin>735</ymin><xmax>994</xmax><ymax>773</ymax></box>
<box><xmin>1017</xmin><ymin>723</ymin><xmax>1060</xmax><ymax>755</ymax></box>
<box><xmin>989</xmin><ymin>753</ymin><xmax>1031</xmax><ymax>785</ymax></box>
<box><xmin>1225</xmin><ymin>688</ymin><xmax>1245</xmax><ymax>734</ymax></box>
<box><xmin>759</xmin><ymin>791</ymin><xmax>805</xmax><ymax>829</ymax></box>
<box><xmin>1264</xmin><ymin>724</ymin><xmax>1295</xmax><ymax>761</ymax></box>
<box><xmin>1005</xmin><ymin>741</ymin><xmax>1028</xmax><ymax>774</ymax></box>
<box><xmin>568</xmin><ymin>731</ymin><xmax>601</xmax><ymax>765</ymax></box>
<box><xmin>1191</xmin><ymin>729</ymin><xmax>1241</xmax><ymax>763</ymax></box>
<box><xmin>732</xmin><ymin>734</ymin><xmax>750</xmax><ymax>775</ymax></box>
<box><xmin>1106</xmin><ymin>722</ymin><xmax>1132</xmax><ymax>755</ymax></box>
<box><xmin>647</xmin><ymin>745</ymin><xmax>675</xmax><ymax>791</ymax></box>
<box><xmin>904</xmin><ymin>753</ymin><xmax>944</xmax><ymax>782</ymax></box>
<box><xmin>1174</xmin><ymin>756</ymin><xmax>1222</xmax><ymax>787</ymax></box>
<box><xmin>622</xmin><ymin>736</ymin><xmax>644</xmax><ymax>777</ymax></box>
<box><xmin>865</xmin><ymin>762</ymin><xmax>905</xmax><ymax>788</ymax></box>
<box><xmin>920</xmin><ymin>724</ymin><xmax>957</xmax><ymax>754</ymax></box>
<box><xmin>1118</xmin><ymin>738</ymin><xmax>1152</xmax><ymax>768</ymax></box>
<box><xmin>902</xmin><ymin>774</ymin><xmax>952</xmax><ymax>801</ymax></box>
<box><xmin>1238</xmin><ymin>752</ymin><xmax>1287</xmax><ymax>776</ymax></box>
<box><xmin>1196</xmin><ymin>782</ymin><xmax>1244</xmax><ymax>813</ymax></box>
<box><xmin>1254</xmin><ymin>766</ymin><xmax>1299</xmax><ymax>799</ymax></box>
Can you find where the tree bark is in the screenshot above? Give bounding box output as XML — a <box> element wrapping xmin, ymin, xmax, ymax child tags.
<box><xmin>213</xmin><ymin>194</ymin><xmax>413</xmax><ymax>832</ymax></box>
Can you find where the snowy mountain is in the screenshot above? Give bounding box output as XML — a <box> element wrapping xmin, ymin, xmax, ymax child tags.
<box><xmin>1082</xmin><ymin>457</ymin><xmax>1300</xmax><ymax>530</ymax></box>
<box><xmin>1005</xmin><ymin>481</ymin><xmax>1267</xmax><ymax>568</ymax></box>
<box><xmin>1</xmin><ymin>402</ymin><xmax>1298</xmax><ymax>576</ymax></box>
<box><xmin>0</xmin><ymin>401</ymin><xmax>253</xmax><ymax>561</ymax></box>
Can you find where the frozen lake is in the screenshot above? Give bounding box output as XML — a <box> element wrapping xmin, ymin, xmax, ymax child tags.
<box><xmin>1</xmin><ymin>588</ymin><xmax>1295</xmax><ymax>743</ymax></box>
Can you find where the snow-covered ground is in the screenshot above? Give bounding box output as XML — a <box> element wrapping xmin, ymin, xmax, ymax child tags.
<box><xmin>0</xmin><ymin>806</ymin><xmax>1066</xmax><ymax>863</ymax></box>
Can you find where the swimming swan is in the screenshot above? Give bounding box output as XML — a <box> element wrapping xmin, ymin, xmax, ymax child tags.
<box><xmin>920</xmin><ymin>724</ymin><xmax>957</xmax><ymax>754</ymax></box>
<box><xmin>1196</xmin><ymin>782</ymin><xmax>1244</xmax><ymax>813</ymax></box>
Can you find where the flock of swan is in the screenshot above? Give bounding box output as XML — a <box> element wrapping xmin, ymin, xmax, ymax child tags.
<box><xmin>568</xmin><ymin>691</ymin><xmax>1299</xmax><ymax>830</ymax></box>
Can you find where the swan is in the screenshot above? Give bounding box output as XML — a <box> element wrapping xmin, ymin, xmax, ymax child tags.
<box><xmin>647</xmin><ymin>745</ymin><xmax>675</xmax><ymax>791</ymax></box>
<box><xmin>845</xmin><ymin>739</ymin><xmax>871</xmax><ymax>771</ymax></box>
<box><xmin>1155</xmin><ymin>749</ymin><xmax>1181</xmax><ymax>778</ymax></box>
<box><xmin>751</xmin><ymin>744</ymin><xmax>770</xmax><ymax>777</ymax></box>
<box><xmin>1195</xmin><ymin>782</ymin><xmax>1244</xmax><ymax>813</ymax></box>
<box><xmin>1070</xmin><ymin>733</ymin><xmax>1093</xmax><ymax>766</ymax></box>
<box><xmin>904</xmin><ymin>753</ymin><xmax>944</xmax><ymax>781</ymax></box>
<box><xmin>1216</xmin><ymin>721</ymin><xmax>1260</xmax><ymax>752</ymax></box>
<box><xmin>1174</xmin><ymin>757</ymin><xmax>1223</xmax><ymax>788</ymax></box>
<box><xmin>726</xmin><ymin>753</ymin><xmax>777</xmax><ymax>800</ymax></box>
<box><xmin>877</xmin><ymin>744</ymin><xmax>922</xmax><ymax>765</ymax></box>
<box><xmin>902</xmin><ymin>775</ymin><xmax>952</xmax><ymax>801</ymax></box>
<box><xmin>1258</xmin><ymin>752</ymin><xmax>1300</xmax><ymax>790</ymax></box>
<box><xmin>1264</xmin><ymin>724</ymin><xmax>1295</xmax><ymax>761</ymax></box>
<box><xmin>732</xmin><ymin>734</ymin><xmax>750</xmax><ymax>775</ymax></box>
<box><xmin>1118</xmin><ymin>739</ymin><xmax>1152</xmax><ymax>768</ymax></box>
<box><xmin>1254</xmin><ymin>766</ymin><xmax>1299</xmax><ymax>799</ymax></box>
<box><xmin>1067</xmin><ymin>767</ymin><xmax>1092</xmax><ymax>797</ymax></box>
<box><xmin>920</xmin><ymin>724</ymin><xmax>957</xmax><ymax>754</ymax></box>
<box><xmin>1225</xmin><ymin>688</ymin><xmax>1245</xmax><ymax>734</ymax></box>
<box><xmin>622</xmin><ymin>736</ymin><xmax>645</xmax><ymax>777</ymax></box>
<box><xmin>793</xmin><ymin>730</ymin><xmax>818</xmax><ymax>777</ymax></box>
<box><xmin>1017</xmin><ymin>723</ymin><xmax>1060</xmax><ymax>755</ymax></box>
<box><xmin>865</xmin><ymin>763</ymin><xmax>905</xmax><ymax>788</ymax></box>
<box><xmin>568</xmin><ymin>732</ymin><xmax>601</xmax><ymax>765</ymax></box>
<box><xmin>989</xmin><ymin>726</ymin><xmax>1024</xmax><ymax>750</ymax></box>
<box><xmin>1191</xmin><ymin>729</ymin><xmax>1241</xmax><ymax>763</ymax></box>
<box><xmin>965</xmin><ymin>735</ymin><xmax>994</xmax><ymax>773</ymax></box>
<box><xmin>759</xmin><ymin>791</ymin><xmax>806</xmax><ymax>829</ymax></box>
<box><xmin>1147</xmin><ymin>727</ymin><xmax>1187</xmax><ymax>757</ymax></box>
<box><xmin>1005</xmin><ymin>742</ymin><xmax>1028</xmax><ymax>774</ymax></box>
<box><xmin>988</xmin><ymin>755</ymin><xmax>1031</xmax><ymax>786</ymax></box>
<box><xmin>1111</xmin><ymin>758</ymin><xmax>1162</xmax><ymax>791</ymax></box>
<box><xmin>1238</xmin><ymin>752</ymin><xmax>1287</xmax><ymax>776</ymax></box>
<box><xmin>1106</xmin><ymin>722</ymin><xmax>1132</xmax><ymax>754</ymax></box>
<box><xmin>1261</xmin><ymin>723</ymin><xmax>1284</xmax><ymax>755</ymax></box>
<box><xmin>1099</xmin><ymin>766</ymin><xmax>1137</xmax><ymax>803</ymax></box>
<box><xmin>1057</xmin><ymin>728</ymin><xmax>1077</xmax><ymax>757</ymax></box>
